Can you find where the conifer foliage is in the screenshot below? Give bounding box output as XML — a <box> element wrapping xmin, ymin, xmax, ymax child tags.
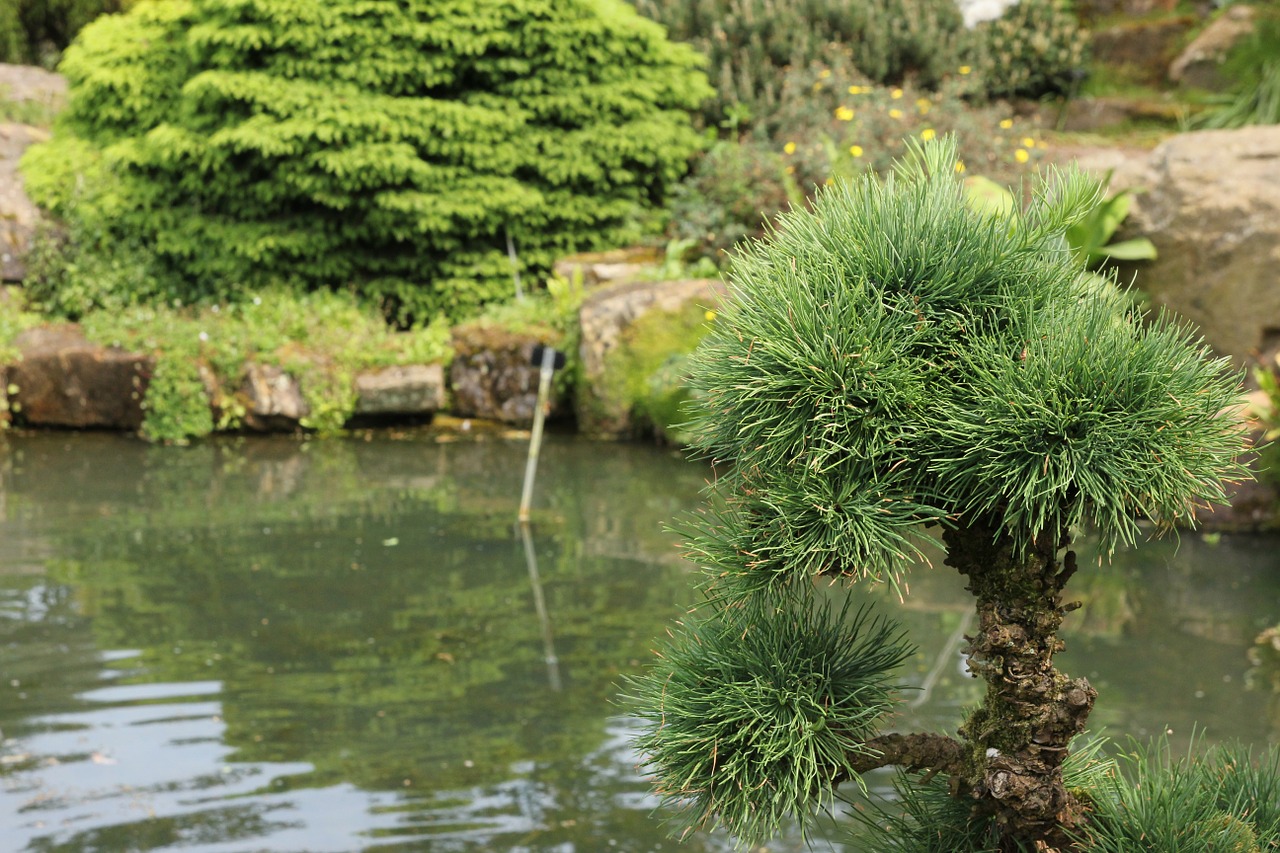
<box><xmin>22</xmin><ymin>0</ymin><xmax>710</xmax><ymax>321</ymax></box>
<box><xmin>626</xmin><ymin>138</ymin><xmax>1248</xmax><ymax>851</ymax></box>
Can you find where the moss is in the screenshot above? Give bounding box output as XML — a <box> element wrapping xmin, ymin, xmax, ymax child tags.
<box><xmin>595</xmin><ymin>298</ymin><xmax>716</xmax><ymax>441</ymax></box>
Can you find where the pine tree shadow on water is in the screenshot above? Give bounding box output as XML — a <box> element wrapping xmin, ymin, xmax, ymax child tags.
<box><xmin>622</xmin><ymin>136</ymin><xmax>1276</xmax><ymax>853</ymax></box>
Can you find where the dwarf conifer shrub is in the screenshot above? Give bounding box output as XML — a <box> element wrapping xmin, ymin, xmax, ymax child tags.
<box><xmin>971</xmin><ymin>0</ymin><xmax>1089</xmax><ymax>100</ymax></box>
<box><xmin>632</xmin><ymin>0</ymin><xmax>965</xmax><ymax>120</ymax></box>
<box><xmin>22</xmin><ymin>0</ymin><xmax>709</xmax><ymax>322</ymax></box>
<box><xmin>625</xmin><ymin>138</ymin><xmax>1249</xmax><ymax>850</ymax></box>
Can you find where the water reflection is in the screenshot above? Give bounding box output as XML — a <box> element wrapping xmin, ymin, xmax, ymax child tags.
<box><xmin>0</xmin><ymin>432</ymin><xmax>1276</xmax><ymax>852</ymax></box>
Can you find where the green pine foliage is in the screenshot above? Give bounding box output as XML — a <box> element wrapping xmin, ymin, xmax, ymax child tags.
<box><xmin>628</xmin><ymin>137</ymin><xmax>1249</xmax><ymax>848</ymax></box>
<box><xmin>21</xmin><ymin>0</ymin><xmax>710</xmax><ymax>323</ymax></box>
<box><xmin>625</xmin><ymin>596</ymin><xmax>912</xmax><ymax>846</ymax></box>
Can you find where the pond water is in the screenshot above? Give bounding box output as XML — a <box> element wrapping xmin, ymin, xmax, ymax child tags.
<box><xmin>0</xmin><ymin>431</ymin><xmax>1276</xmax><ymax>852</ymax></box>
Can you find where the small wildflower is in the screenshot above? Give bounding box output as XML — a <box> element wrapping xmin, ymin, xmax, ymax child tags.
<box><xmin>915</xmin><ymin>97</ymin><xmax>931</xmax><ymax>114</ymax></box>
<box><xmin>824</xmin><ymin>177</ymin><xmax>834</xmax><ymax>186</ymax></box>
<box><xmin>1014</xmin><ymin>148</ymin><xmax>1030</xmax><ymax>163</ymax></box>
<box><xmin>835</xmin><ymin>105</ymin><xmax>854</xmax><ymax>121</ymax></box>
<box><xmin>784</xmin><ymin>141</ymin><xmax>796</xmax><ymax>154</ymax></box>
<box><xmin>891</xmin><ymin>88</ymin><xmax>904</xmax><ymax>99</ymax></box>
<box><xmin>955</xmin><ymin>160</ymin><xmax>966</xmax><ymax>173</ymax></box>
<box><xmin>999</xmin><ymin>118</ymin><xmax>1014</xmax><ymax>129</ymax></box>
<box><xmin>704</xmin><ymin>310</ymin><xmax>717</xmax><ymax>322</ymax></box>
<box><xmin>785</xmin><ymin>165</ymin><xmax>796</xmax><ymax>174</ymax></box>
<box><xmin>1021</xmin><ymin>136</ymin><xmax>1036</xmax><ymax>148</ymax></box>
<box><xmin>889</xmin><ymin>108</ymin><xmax>903</xmax><ymax>119</ymax></box>
<box><xmin>849</xmin><ymin>145</ymin><xmax>864</xmax><ymax>157</ymax></box>
<box><xmin>920</xmin><ymin>128</ymin><xmax>936</xmax><ymax>141</ymax></box>
<box><xmin>959</xmin><ymin>65</ymin><xmax>972</xmax><ymax>75</ymax></box>
<box><xmin>848</xmin><ymin>85</ymin><xmax>865</xmax><ymax>95</ymax></box>
<box><xmin>198</xmin><ymin>331</ymin><xmax>209</xmax><ymax>342</ymax></box>
<box><xmin>819</xmin><ymin>68</ymin><xmax>832</xmax><ymax>79</ymax></box>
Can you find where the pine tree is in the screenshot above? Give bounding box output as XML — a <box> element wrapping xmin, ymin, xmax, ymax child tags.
<box><xmin>21</xmin><ymin>0</ymin><xmax>709</xmax><ymax>322</ymax></box>
<box><xmin>625</xmin><ymin>138</ymin><xmax>1248</xmax><ymax>851</ymax></box>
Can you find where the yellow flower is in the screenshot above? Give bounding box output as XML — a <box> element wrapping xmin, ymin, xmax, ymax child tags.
<box><xmin>891</xmin><ymin>88</ymin><xmax>904</xmax><ymax>99</ymax></box>
<box><xmin>916</xmin><ymin>97</ymin><xmax>931</xmax><ymax>114</ymax></box>
<box><xmin>824</xmin><ymin>177</ymin><xmax>835</xmax><ymax>186</ymax></box>
<box><xmin>704</xmin><ymin>309</ymin><xmax>717</xmax><ymax>322</ymax></box>
<box><xmin>959</xmin><ymin>65</ymin><xmax>972</xmax><ymax>75</ymax></box>
<box><xmin>849</xmin><ymin>144</ymin><xmax>864</xmax><ymax>158</ymax></box>
<box><xmin>847</xmin><ymin>85</ymin><xmax>865</xmax><ymax>95</ymax></box>
<box><xmin>785</xmin><ymin>165</ymin><xmax>796</xmax><ymax>174</ymax></box>
<box><xmin>835</xmin><ymin>105</ymin><xmax>855</xmax><ymax>121</ymax></box>
<box><xmin>1014</xmin><ymin>148</ymin><xmax>1030</xmax><ymax>163</ymax></box>
<box><xmin>819</xmin><ymin>68</ymin><xmax>832</xmax><ymax>79</ymax></box>
<box><xmin>889</xmin><ymin>108</ymin><xmax>903</xmax><ymax>119</ymax></box>
<box><xmin>1022</xmin><ymin>136</ymin><xmax>1036</xmax><ymax>148</ymax></box>
<box><xmin>999</xmin><ymin>118</ymin><xmax>1014</xmax><ymax>129</ymax></box>
<box><xmin>921</xmin><ymin>128</ymin><xmax>936</xmax><ymax>141</ymax></box>
<box><xmin>955</xmin><ymin>160</ymin><xmax>966</xmax><ymax>173</ymax></box>
<box><xmin>784</xmin><ymin>141</ymin><xmax>796</xmax><ymax>154</ymax></box>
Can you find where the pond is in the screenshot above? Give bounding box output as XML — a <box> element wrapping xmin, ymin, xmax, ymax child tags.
<box><xmin>0</xmin><ymin>431</ymin><xmax>1277</xmax><ymax>852</ymax></box>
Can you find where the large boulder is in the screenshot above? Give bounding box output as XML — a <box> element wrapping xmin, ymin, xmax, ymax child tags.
<box><xmin>353</xmin><ymin>364</ymin><xmax>445</xmax><ymax>418</ymax></box>
<box><xmin>8</xmin><ymin>324</ymin><xmax>151</xmax><ymax>429</ymax></box>
<box><xmin>577</xmin><ymin>278</ymin><xmax>724</xmax><ymax>440</ymax></box>
<box><xmin>1118</xmin><ymin>126</ymin><xmax>1280</xmax><ymax>365</ymax></box>
<box><xmin>448</xmin><ymin>324</ymin><xmax>566</xmax><ymax>425</ymax></box>
<box><xmin>240</xmin><ymin>363</ymin><xmax>307</xmax><ymax>431</ymax></box>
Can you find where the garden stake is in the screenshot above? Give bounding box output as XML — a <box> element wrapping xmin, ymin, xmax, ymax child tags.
<box><xmin>517</xmin><ymin>344</ymin><xmax>564</xmax><ymax>523</ymax></box>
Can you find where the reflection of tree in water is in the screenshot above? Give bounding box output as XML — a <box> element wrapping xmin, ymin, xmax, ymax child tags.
<box><xmin>33</xmin><ymin>434</ymin><xmax>706</xmax><ymax>811</ymax></box>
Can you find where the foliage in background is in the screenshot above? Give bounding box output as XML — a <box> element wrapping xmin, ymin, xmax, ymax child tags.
<box><xmin>78</xmin><ymin>289</ymin><xmax>452</xmax><ymax>443</ymax></box>
<box><xmin>631</xmin><ymin>0</ymin><xmax>966</xmax><ymax>121</ymax></box>
<box><xmin>970</xmin><ymin>0</ymin><xmax>1089</xmax><ymax>100</ymax></box>
<box><xmin>1190</xmin><ymin>61</ymin><xmax>1280</xmax><ymax>129</ymax></box>
<box><xmin>667</xmin><ymin>65</ymin><xmax>1048</xmax><ymax>263</ymax></box>
<box><xmin>21</xmin><ymin>0</ymin><xmax>710</xmax><ymax>325</ymax></box>
<box><xmin>0</xmin><ymin>0</ymin><xmax>131</xmax><ymax>67</ymax></box>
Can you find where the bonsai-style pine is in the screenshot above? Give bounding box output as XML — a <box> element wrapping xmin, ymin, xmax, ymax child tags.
<box><xmin>626</xmin><ymin>138</ymin><xmax>1250</xmax><ymax>851</ymax></box>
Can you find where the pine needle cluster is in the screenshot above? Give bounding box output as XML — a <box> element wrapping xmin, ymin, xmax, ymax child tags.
<box><xmin>624</xmin><ymin>597</ymin><xmax>911</xmax><ymax>847</ymax></box>
<box><xmin>680</xmin><ymin>137</ymin><xmax>1244</xmax><ymax>601</ymax></box>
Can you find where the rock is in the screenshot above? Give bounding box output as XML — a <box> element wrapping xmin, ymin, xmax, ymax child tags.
<box><xmin>1119</xmin><ymin>126</ymin><xmax>1280</xmax><ymax>365</ymax></box>
<box><xmin>553</xmin><ymin>247</ymin><xmax>661</xmax><ymax>288</ymax></box>
<box><xmin>0</xmin><ymin>64</ymin><xmax>67</xmax><ymax>108</ymax></box>
<box><xmin>577</xmin><ymin>278</ymin><xmax>725</xmax><ymax>440</ymax></box>
<box><xmin>1090</xmin><ymin>17</ymin><xmax>1196</xmax><ymax>86</ymax></box>
<box><xmin>448</xmin><ymin>324</ymin><xmax>565</xmax><ymax>425</ymax></box>
<box><xmin>8</xmin><ymin>324</ymin><xmax>151</xmax><ymax>429</ymax></box>
<box><xmin>1057</xmin><ymin>96</ymin><xmax>1185</xmax><ymax>134</ymax></box>
<box><xmin>1074</xmin><ymin>0</ymin><xmax>1179</xmax><ymax>18</ymax></box>
<box><xmin>354</xmin><ymin>364</ymin><xmax>445</xmax><ymax>416</ymax></box>
<box><xmin>1169</xmin><ymin>5</ymin><xmax>1256</xmax><ymax>91</ymax></box>
<box><xmin>240</xmin><ymin>363</ymin><xmax>308</xmax><ymax>431</ymax></box>
<box><xmin>0</xmin><ymin>122</ymin><xmax>49</xmax><ymax>282</ymax></box>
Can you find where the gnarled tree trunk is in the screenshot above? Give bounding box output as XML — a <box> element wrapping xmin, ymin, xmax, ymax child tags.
<box><xmin>944</xmin><ymin>517</ymin><xmax>1097</xmax><ymax>851</ymax></box>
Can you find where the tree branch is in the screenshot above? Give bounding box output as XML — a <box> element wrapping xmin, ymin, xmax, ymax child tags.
<box><xmin>839</xmin><ymin>731</ymin><xmax>968</xmax><ymax>779</ymax></box>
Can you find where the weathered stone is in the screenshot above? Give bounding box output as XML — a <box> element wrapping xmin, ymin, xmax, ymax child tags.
<box><xmin>448</xmin><ymin>324</ymin><xmax>565</xmax><ymax>425</ymax></box>
<box><xmin>1058</xmin><ymin>96</ymin><xmax>1185</xmax><ymax>134</ymax></box>
<box><xmin>354</xmin><ymin>364</ymin><xmax>445</xmax><ymax>415</ymax></box>
<box><xmin>1118</xmin><ymin>125</ymin><xmax>1280</xmax><ymax>364</ymax></box>
<box><xmin>553</xmin><ymin>247</ymin><xmax>661</xmax><ymax>289</ymax></box>
<box><xmin>0</xmin><ymin>122</ymin><xmax>49</xmax><ymax>282</ymax></box>
<box><xmin>577</xmin><ymin>278</ymin><xmax>724</xmax><ymax>440</ymax></box>
<box><xmin>8</xmin><ymin>324</ymin><xmax>151</xmax><ymax>429</ymax></box>
<box><xmin>1090</xmin><ymin>17</ymin><xmax>1196</xmax><ymax>86</ymax></box>
<box><xmin>1170</xmin><ymin>5</ymin><xmax>1257</xmax><ymax>91</ymax></box>
<box><xmin>240</xmin><ymin>363</ymin><xmax>308</xmax><ymax>431</ymax></box>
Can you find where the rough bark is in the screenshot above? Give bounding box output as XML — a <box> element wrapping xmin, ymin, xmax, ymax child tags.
<box><xmin>944</xmin><ymin>518</ymin><xmax>1096</xmax><ymax>851</ymax></box>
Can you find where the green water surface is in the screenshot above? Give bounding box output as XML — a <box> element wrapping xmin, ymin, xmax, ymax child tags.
<box><xmin>0</xmin><ymin>432</ymin><xmax>1276</xmax><ymax>852</ymax></box>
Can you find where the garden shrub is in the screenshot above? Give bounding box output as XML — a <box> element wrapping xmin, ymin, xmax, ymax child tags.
<box><xmin>970</xmin><ymin>0</ymin><xmax>1090</xmax><ymax>100</ymax></box>
<box><xmin>631</xmin><ymin>0</ymin><xmax>966</xmax><ymax>121</ymax></box>
<box><xmin>22</xmin><ymin>0</ymin><xmax>710</xmax><ymax>323</ymax></box>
